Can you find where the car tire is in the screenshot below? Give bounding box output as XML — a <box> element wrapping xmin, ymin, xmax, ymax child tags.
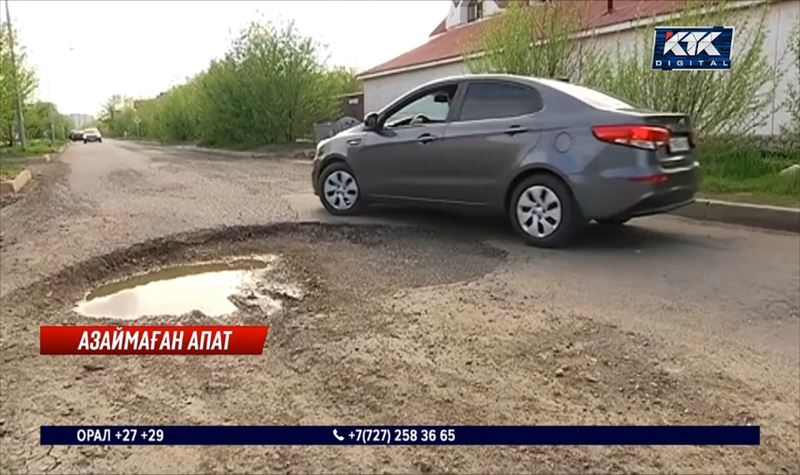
<box><xmin>317</xmin><ymin>162</ymin><xmax>366</xmax><ymax>215</ymax></box>
<box><xmin>596</xmin><ymin>218</ymin><xmax>630</xmax><ymax>226</ymax></box>
<box><xmin>509</xmin><ymin>174</ymin><xmax>580</xmax><ymax>248</ymax></box>
<box><xmin>98</xmin><ymin>139</ymin><xmax>102</xmax><ymax>143</ymax></box>
<box><xmin>83</xmin><ymin>140</ymin><xmax>87</xmax><ymax>144</ymax></box>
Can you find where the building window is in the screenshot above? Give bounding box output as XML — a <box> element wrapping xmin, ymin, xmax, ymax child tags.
<box><xmin>467</xmin><ymin>0</ymin><xmax>483</xmax><ymax>23</ymax></box>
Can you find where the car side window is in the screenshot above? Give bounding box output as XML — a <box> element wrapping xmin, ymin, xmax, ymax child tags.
<box><xmin>384</xmin><ymin>85</ymin><xmax>457</xmax><ymax>128</ymax></box>
<box><xmin>457</xmin><ymin>82</ymin><xmax>542</xmax><ymax>121</ymax></box>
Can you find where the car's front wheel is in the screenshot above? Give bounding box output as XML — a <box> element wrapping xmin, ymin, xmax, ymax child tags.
<box><xmin>510</xmin><ymin>174</ymin><xmax>580</xmax><ymax>247</ymax></box>
<box><xmin>318</xmin><ymin>163</ymin><xmax>365</xmax><ymax>215</ymax></box>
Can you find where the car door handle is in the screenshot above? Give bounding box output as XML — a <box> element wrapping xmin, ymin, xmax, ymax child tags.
<box><xmin>505</xmin><ymin>125</ymin><xmax>528</xmax><ymax>135</ymax></box>
<box><xmin>347</xmin><ymin>138</ymin><xmax>361</xmax><ymax>146</ymax></box>
<box><xmin>416</xmin><ymin>133</ymin><xmax>437</xmax><ymax>145</ymax></box>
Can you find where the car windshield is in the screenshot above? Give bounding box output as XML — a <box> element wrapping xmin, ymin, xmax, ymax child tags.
<box><xmin>536</xmin><ymin>78</ymin><xmax>636</xmax><ymax>110</ymax></box>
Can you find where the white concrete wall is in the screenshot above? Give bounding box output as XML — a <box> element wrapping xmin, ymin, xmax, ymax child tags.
<box><xmin>364</xmin><ymin>1</ymin><xmax>798</xmax><ymax>134</ymax></box>
<box><xmin>363</xmin><ymin>62</ymin><xmax>470</xmax><ymax>113</ymax></box>
<box><xmin>444</xmin><ymin>1</ymin><xmax>462</xmax><ymax>30</ymax></box>
<box><xmin>484</xmin><ymin>0</ymin><xmax>504</xmax><ymax>17</ymax></box>
<box><xmin>759</xmin><ymin>0</ymin><xmax>798</xmax><ymax>135</ymax></box>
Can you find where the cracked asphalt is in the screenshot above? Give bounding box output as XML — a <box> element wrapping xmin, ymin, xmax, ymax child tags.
<box><xmin>0</xmin><ymin>139</ymin><xmax>798</xmax><ymax>473</ymax></box>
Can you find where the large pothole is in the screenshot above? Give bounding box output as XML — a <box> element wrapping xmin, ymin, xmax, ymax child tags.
<box><xmin>2</xmin><ymin>223</ymin><xmax>504</xmax><ymax>328</ymax></box>
<box><xmin>73</xmin><ymin>255</ymin><xmax>304</xmax><ymax>320</ymax></box>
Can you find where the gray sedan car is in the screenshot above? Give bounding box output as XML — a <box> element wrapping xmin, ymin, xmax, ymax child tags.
<box><xmin>312</xmin><ymin>74</ymin><xmax>698</xmax><ymax>247</ymax></box>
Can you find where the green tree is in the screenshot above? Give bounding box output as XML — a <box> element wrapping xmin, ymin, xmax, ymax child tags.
<box><xmin>467</xmin><ymin>2</ymin><xmax>583</xmax><ymax>79</ymax></box>
<box><xmin>116</xmin><ymin>20</ymin><xmax>363</xmax><ymax>146</ymax></box>
<box><xmin>582</xmin><ymin>3</ymin><xmax>781</xmax><ymax>137</ymax></box>
<box><xmin>193</xmin><ymin>20</ymin><xmax>337</xmax><ymax>145</ymax></box>
<box><xmin>98</xmin><ymin>96</ymin><xmax>140</xmax><ymax>137</ymax></box>
<box><xmin>24</xmin><ymin>101</ymin><xmax>69</xmax><ymax>140</ymax></box>
<box><xmin>326</xmin><ymin>66</ymin><xmax>362</xmax><ymax>95</ymax></box>
<box><xmin>0</xmin><ymin>22</ymin><xmax>37</xmax><ymax>146</ymax></box>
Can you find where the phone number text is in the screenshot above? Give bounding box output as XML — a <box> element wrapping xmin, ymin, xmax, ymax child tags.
<box><xmin>351</xmin><ymin>428</ymin><xmax>456</xmax><ymax>445</ymax></box>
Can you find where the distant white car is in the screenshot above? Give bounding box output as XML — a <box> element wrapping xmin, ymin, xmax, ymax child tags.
<box><xmin>83</xmin><ymin>128</ymin><xmax>102</xmax><ymax>143</ymax></box>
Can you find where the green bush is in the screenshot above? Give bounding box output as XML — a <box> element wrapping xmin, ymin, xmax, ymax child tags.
<box><xmin>468</xmin><ymin>1</ymin><xmax>580</xmax><ymax>78</ymax></box>
<box><xmin>582</xmin><ymin>2</ymin><xmax>779</xmax><ymax>137</ymax></box>
<box><xmin>102</xmin><ymin>20</ymin><xmax>360</xmax><ymax>147</ymax></box>
<box><xmin>1</xmin><ymin>139</ymin><xmax>60</xmax><ymax>158</ymax></box>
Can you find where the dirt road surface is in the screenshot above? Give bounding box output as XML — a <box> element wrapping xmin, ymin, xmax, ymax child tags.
<box><xmin>1</xmin><ymin>140</ymin><xmax>798</xmax><ymax>473</ymax></box>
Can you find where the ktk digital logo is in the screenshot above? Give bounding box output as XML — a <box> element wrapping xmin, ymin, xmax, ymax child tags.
<box><xmin>652</xmin><ymin>26</ymin><xmax>734</xmax><ymax>71</ymax></box>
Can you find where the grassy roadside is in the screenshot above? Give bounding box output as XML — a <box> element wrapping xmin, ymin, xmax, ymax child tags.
<box><xmin>699</xmin><ymin>181</ymin><xmax>799</xmax><ymax>208</ymax></box>
<box><xmin>0</xmin><ymin>161</ymin><xmax>24</xmax><ymax>181</ymax></box>
<box><xmin>698</xmin><ymin>190</ymin><xmax>799</xmax><ymax>208</ymax></box>
<box><xmin>1</xmin><ymin>139</ymin><xmax>67</xmax><ymax>181</ymax></box>
<box><xmin>697</xmin><ymin>137</ymin><xmax>799</xmax><ymax>208</ymax></box>
<box><xmin>0</xmin><ymin>139</ymin><xmax>66</xmax><ymax>159</ymax></box>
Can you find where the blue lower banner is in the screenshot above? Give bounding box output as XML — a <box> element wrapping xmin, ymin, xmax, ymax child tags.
<box><xmin>40</xmin><ymin>425</ymin><xmax>759</xmax><ymax>446</ymax></box>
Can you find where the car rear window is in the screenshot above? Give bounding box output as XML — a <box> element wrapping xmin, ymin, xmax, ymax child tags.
<box><xmin>536</xmin><ymin>78</ymin><xmax>634</xmax><ymax>110</ymax></box>
<box><xmin>458</xmin><ymin>82</ymin><xmax>542</xmax><ymax>121</ymax></box>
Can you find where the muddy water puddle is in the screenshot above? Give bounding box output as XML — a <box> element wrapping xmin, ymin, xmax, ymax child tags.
<box><xmin>74</xmin><ymin>256</ymin><xmax>297</xmax><ymax>320</ymax></box>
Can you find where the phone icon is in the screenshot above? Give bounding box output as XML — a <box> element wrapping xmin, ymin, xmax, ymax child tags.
<box><xmin>332</xmin><ymin>429</ymin><xmax>345</xmax><ymax>442</ymax></box>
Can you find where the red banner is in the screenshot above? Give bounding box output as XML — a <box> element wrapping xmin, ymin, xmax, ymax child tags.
<box><xmin>40</xmin><ymin>325</ymin><xmax>269</xmax><ymax>355</ymax></box>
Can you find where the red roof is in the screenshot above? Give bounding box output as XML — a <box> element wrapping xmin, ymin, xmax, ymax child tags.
<box><xmin>362</xmin><ymin>0</ymin><xmax>687</xmax><ymax>77</ymax></box>
<box><xmin>429</xmin><ymin>18</ymin><xmax>447</xmax><ymax>37</ymax></box>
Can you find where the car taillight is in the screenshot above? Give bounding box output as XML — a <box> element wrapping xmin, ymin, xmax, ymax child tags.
<box><xmin>591</xmin><ymin>125</ymin><xmax>671</xmax><ymax>150</ymax></box>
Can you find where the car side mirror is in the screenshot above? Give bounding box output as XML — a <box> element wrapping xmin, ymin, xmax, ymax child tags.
<box><xmin>364</xmin><ymin>112</ymin><xmax>379</xmax><ymax>131</ymax></box>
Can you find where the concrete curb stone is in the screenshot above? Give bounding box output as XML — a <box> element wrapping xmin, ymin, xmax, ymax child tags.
<box><xmin>0</xmin><ymin>169</ymin><xmax>33</xmax><ymax>195</ymax></box>
<box><xmin>671</xmin><ymin>199</ymin><xmax>799</xmax><ymax>233</ymax></box>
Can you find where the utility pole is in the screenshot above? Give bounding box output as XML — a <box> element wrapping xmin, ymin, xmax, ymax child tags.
<box><xmin>4</xmin><ymin>0</ymin><xmax>27</xmax><ymax>149</ymax></box>
<box><xmin>48</xmin><ymin>101</ymin><xmax>56</xmax><ymax>144</ymax></box>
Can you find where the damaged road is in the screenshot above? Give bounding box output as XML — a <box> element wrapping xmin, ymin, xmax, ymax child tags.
<box><xmin>0</xmin><ymin>140</ymin><xmax>798</xmax><ymax>473</ymax></box>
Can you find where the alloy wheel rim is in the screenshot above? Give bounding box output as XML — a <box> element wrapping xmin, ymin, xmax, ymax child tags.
<box><xmin>516</xmin><ymin>185</ymin><xmax>562</xmax><ymax>238</ymax></box>
<box><xmin>323</xmin><ymin>170</ymin><xmax>359</xmax><ymax>210</ymax></box>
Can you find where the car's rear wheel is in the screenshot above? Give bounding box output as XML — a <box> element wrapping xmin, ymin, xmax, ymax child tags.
<box><xmin>510</xmin><ymin>174</ymin><xmax>579</xmax><ymax>247</ymax></box>
<box><xmin>318</xmin><ymin>163</ymin><xmax>365</xmax><ymax>215</ymax></box>
<box><xmin>83</xmin><ymin>140</ymin><xmax>87</xmax><ymax>144</ymax></box>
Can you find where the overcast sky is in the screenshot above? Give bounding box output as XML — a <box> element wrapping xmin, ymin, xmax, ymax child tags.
<box><xmin>4</xmin><ymin>0</ymin><xmax>450</xmax><ymax>116</ymax></box>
